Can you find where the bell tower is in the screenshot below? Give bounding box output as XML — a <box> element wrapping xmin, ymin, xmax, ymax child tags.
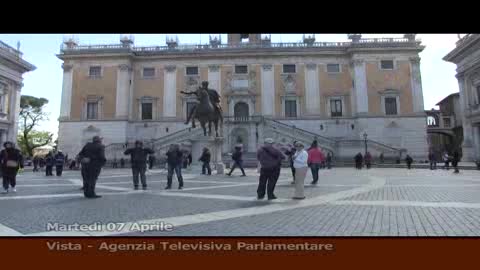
<box><xmin>228</xmin><ymin>34</ymin><xmax>262</xmax><ymax>45</ymax></box>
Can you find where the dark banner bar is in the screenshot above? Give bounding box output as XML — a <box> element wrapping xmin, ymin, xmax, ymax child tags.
<box><xmin>0</xmin><ymin>237</ymin><xmax>476</xmax><ymax>268</ymax></box>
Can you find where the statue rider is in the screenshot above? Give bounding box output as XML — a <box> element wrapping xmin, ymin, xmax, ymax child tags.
<box><xmin>181</xmin><ymin>81</ymin><xmax>222</xmax><ymax>128</ymax></box>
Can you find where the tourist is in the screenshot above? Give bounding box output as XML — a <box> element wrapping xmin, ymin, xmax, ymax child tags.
<box><xmin>284</xmin><ymin>141</ymin><xmax>297</xmax><ymax>184</ymax></box>
<box><xmin>326</xmin><ymin>152</ymin><xmax>332</xmax><ymax>169</ymax></box>
<box><xmin>354</xmin><ymin>152</ymin><xmax>363</xmax><ymax>169</ymax></box>
<box><xmin>124</xmin><ymin>140</ymin><xmax>154</xmax><ymax>190</ymax></box>
<box><xmin>120</xmin><ymin>158</ymin><xmax>125</xmax><ymax>168</ymax></box>
<box><xmin>307</xmin><ymin>140</ymin><xmax>324</xmax><ymax>185</ymax></box>
<box><xmin>112</xmin><ymin>158</ymin><xmax>118</xmax><ymax>168</ymax></box>
<box><xmin>33</xmin><ymin>156</ymin><xmax>39</xmax><ymax>172</ymax></box>
<box><xmin>165</xmin><ymin>144</ymin><xmax>184</xmax><ymax>190</ymax></box>
<box><xmin>364</xmin><ymin>152</ymin><xmax>372</xmax><ymax>169</ymax></box>
<box><xmin>0</xmin><ymin>141</ymin><xmax>24</xmax><ymax>194</ymax></box>
<box><xmin>148</xmin><ymin>155</ymin><xmax>155</xmax><ymax>170</ymax></box>
<box><xmin>54</xmin><ymin>150</ymin><xmax>65</xmax><ymax>176</ymax></box>
<box><xmin>256</xmin><ymin>138</ymin><xmax>284</xmax><ymax>200</ymax></box>
<box><xmin>292</xmin><ymin>142</ymin><xmax>308</xmax><ymax>200</ymax></box>
<box><xmin>227</xmin><ymin>146</ymin><xmax>246</xmax><ymax>177</ymax></box>
<box><xmin>428</xmin><ymin>151</ymin><xmax>437</xmax><ymax>170</ymax></box>
<box><xmin>405</xmin><ymin>154</ymin><xmax>413</xmax><ymax>169</ymax></box>
<box><xmin>77</xmin><ymin>136</ymin><xmax>106</xmax><ymax>198</ymax></box>
<box><xmin>452</xmin><ymin>150</ymin><xmax>460</xmax><ymax>173</ymax></box>
<box><xmin>199</xmin><ymin>147</ymin><xmax>212</xmax><ymax>175</ymax></box>
<box><xmin>45</xmin><ymin>152</ymin><xmax>54</xmax><ymax>176</ymax></box>
<box><xmin>443</xmin><ymin>151</ymin><xmax>450</xmax><ymax>170</ymax></box>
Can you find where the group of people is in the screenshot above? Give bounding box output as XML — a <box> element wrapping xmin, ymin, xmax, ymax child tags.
<box><xmin>429</xmin><ymin>149</ymin><xmax>460</xmax><ymax>173</ymax></box>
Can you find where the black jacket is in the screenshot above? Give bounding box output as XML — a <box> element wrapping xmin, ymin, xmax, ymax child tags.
<box><xmin>78</xmin><ymin>142</ymin><xmax>106</xmax><ymax>168</ymax></box>
<box><xmin>0</xmin><ymin>148</ymin><xmax>24</xmax><ymax>172</ymax></box>
<box><xmin>199</xmin><ymin>150</ymin><xmax>211</xmax><ymax>163</ymax></box>
<box><xmin>124</xmin><ymin>147</ymin><xmax>154</xmax><ymax>167</ymax></box>
<box><xmin>166</xmin><ymin>149</ymin><xmax>183</xmax><ymax>166</ymax></box>
<box><xmin>232</xmin><ymin>150</ymin><xmax>242</xmax><ymax>162</ymax></box>
<box><xmin>54</xmin><ymin>153</ymin><xmax>65</xmax><ymax>166</ymax></box>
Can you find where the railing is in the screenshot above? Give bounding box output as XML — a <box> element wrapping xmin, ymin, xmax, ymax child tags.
<box><xmin>336</xmin><ymin>139</ymin><xmax>403</xmax><ymax>155</ymax></box>
<box><xmin>60</xmin><ymin>38</ymin><xmax>421</xmax><ymax>54</ymax></box>
<box><xmin>264</xmin><ymin>118</ymin><xmax>336</xmax><ymax>144</ymax></box>
<box><xmin>0</xmin><ymin>40</ymin><xmax>23</xmax><ymax>58</ymax></box>
<box><xmin>456</xmin><ymin>34</ymin><xmax>474</xmax><ymax>46</ymax></box>
<box><xmin>224</xmin><ymin>115</ymin><xmax>263</xmax><ymax>123</ymax></box>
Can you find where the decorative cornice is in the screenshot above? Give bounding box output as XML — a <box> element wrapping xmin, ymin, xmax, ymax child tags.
<box><xmin>306</xmin><ymin>63</ymin><xmax>317</xmax><ymax>70</ymax></box>
<box><xmin>118</xmin><ymin>64</ymin><xmax>131</xmax><ymax>71</ymax></box>
<box><xmin>409</xmin><ymin>56</ymin><xmax>421</xmax><ymax>64</ymax></box>
<box><xmin>262</xmin><ymin>64</ymin><xmax>273</xmax><ymax>71</ymax></box>
<box><xmin>208</xmin><ymin>65</ymin><xmax>220</xmax><ymax>72</ymax></box>
<box><xmin>165</xmin><ymin>65</ymin><xmax>176</xmax><ymax>72</ymax></box>
<box><xmin>62</xmin><ymin>63</ymin><xmax>73</xmax><ymax>71</ymax></box>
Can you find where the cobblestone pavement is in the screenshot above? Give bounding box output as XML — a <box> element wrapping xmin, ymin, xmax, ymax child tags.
<box><xmin>1</xmin><ymin>167</ymin><xmax>479</xmax><ymax>236</ymax></box>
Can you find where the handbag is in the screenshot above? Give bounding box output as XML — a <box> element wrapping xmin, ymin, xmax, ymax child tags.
<box><xmin>4</xmin><ymin>152</ymin><xmax>19</xmax><ymax>168</ymax></box>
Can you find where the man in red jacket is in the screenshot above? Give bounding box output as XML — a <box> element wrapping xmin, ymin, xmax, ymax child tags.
<box><xmin>307</xmin><ymin>141</ymin><xmax>324</xmax><ymax>185</ymax></box>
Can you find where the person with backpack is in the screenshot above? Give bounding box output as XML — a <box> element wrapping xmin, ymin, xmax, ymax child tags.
<box><xmin>0</xmin><ymin>141</ymin><xmax>24</xmax><ymax>194</ymax></box>
<box><xmin>54</xmin><ymin>150</ymin><xmax>65</xmax><ymax>176</ymax></box>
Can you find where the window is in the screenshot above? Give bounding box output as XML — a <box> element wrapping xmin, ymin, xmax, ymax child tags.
<box><xmin>186</xmin><ymin>101</ymin><xmax>196</xmax><ymax>119</ymax></box>
<box><xmin>0</xmin><ymin>84</ymin><xmax>5</xmax><ymax>113</ymax></box>
<box><xmin>235</xmin><ymin>65</ymin><xmax>248</xmax><ymax>74</ymax></box>
<box><xmin>443</xmin><ymin>117</ymin><xmax>451</xmax><ymax>128</ymax></box>
<box><xmin>87</xmin><ymin>102</ymin><xmax>98</xmax><ymax>119</ymax></box>
<box><xmin>385</xmin><ymin>97</ymin><xmax>398</xmax><ymax>115</ymax></box>
<box><xmin>143</xmin><ymin>68</ymin><xmax>155</xmax><ymax>78</ymax></box>
<box><xmin>327</xmin><ymin>64</ymin><xmax>340</xmax><ymax>73</ymax></box>
<box><xmin>141</xmin><ymin>103</ymin><xmax>153</xmax><ymax>120</ymax></box>
<box><xmin>283</xmin><ymin>64</ymin><xmax>296</xmax><ymax>73</ymax></box>
<box><xmin>380</xmin><ymin>60</ymin><xmax>394</xmax><ymax>70</ymax></box>
<box><xmin>186</xmin><ymin>66</ymin><xmax>198</xmax><ymax>75</ymax></box>
<box><xmin>285</xmin><ymin>100</ymin><xmax>297</xmax><ymax>118</ymax></box>
<box><xmin>330</xmin><ymin>99</ymin><xmax>342</xmax><ymax>117</ymax></box>
<box><xmin>89</xmin><ymin>66</ymin><xmax>101</xmax><ymax>78</ymax></box>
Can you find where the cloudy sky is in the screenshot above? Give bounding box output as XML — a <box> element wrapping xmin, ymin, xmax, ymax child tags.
<box><xmin>0</xmin><ymin>34</ymin><xmax>461</xmax><ymax>139</ymax></box>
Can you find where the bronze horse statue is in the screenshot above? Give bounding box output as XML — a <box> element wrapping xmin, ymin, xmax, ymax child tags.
<box><xmin>182</xmin><ymin>85</ymin><xmax>223</xmax><ymax>137</ymax></box>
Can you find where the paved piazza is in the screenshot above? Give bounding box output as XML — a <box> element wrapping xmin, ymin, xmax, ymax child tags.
<box><xmin>1</xmin><ymin>167</ymin><xmax>480</xmax><ymax>236</ymax></box>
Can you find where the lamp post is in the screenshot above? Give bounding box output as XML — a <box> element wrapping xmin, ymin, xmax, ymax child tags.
<box><xmin>363</xmin><ymin>132</ymin><xmax>368</xmax><ymax>156</ymax></box>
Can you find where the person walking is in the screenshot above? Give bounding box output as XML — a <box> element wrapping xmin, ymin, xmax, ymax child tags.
<box><xmin>227</xmin><ymin>146</ymin><xmax>246</xmax><ymax>177</ymax></box>
<box><xmin>354</xmin><ymin>152</ymin><xmax>363</xmax><ymax>169</ymax></box>
<box><xmin>148</xmin><ymin>155</ymin><xmax>155</xmax><ymax>170</ymax></box>
<box><xmin>54</xmin><ymin>150</ymin><xmax>65</xmax><ymax>176</ymax></box>
<box><xmin>405</xmin><ymin>154</ymin><xmax>413</xmax><ymax>169</ymax></box>
<box><xmin>45</xmin><ymin>152</ymin><xmax>54</xmax><ymax>176</ymax></box>
<box><xmin>33</xmin><ymin>156</ymin><xmax>39</xmax><ymax>172</ymax></box>
<box><xmin>199</xmin><ymin>147</ymin><xmax>212</xmax><ymax>175</ymax></box>
<box><xmin>284</xmin><ymin>142</ymin><xmax>297</xmax><ymax>184</ymax></box>
<box><xmin>307</xmin><ymin>140</ymin><xmax>323</xmax><ymax>185</ymax></box>
<box><xmin>78</xmin><ymin>136</ymin><xmax>106</xmax><ymax>198</ymax></box>
<box><xmin>364</xmin><ymin>152</ymin><xmax>372</xmax><ymax>169</ymax></box>
<box><xmin>292</xmin><ymin>142</ymin><xmax>308</xmax><ymax>200</ymax></box>
<box><xmin>443</xmin><ymin>151</ymin><xmax>450</xmax><ymax>170</ymax></box>
<box><xmin>379</xmin><ymin>153</ymin><xmax>385</xmax><ymax>164</ymax></box>
<box><xmin>165</xmin><ymin>144</ymin><xmax>184</xmax><ymax>190</ymax></box>
<box><xmin>124</xmin><ymin>140</ymin><xmax>154</xmax><ymax>190</ymax></box>
<box><xmin>326</xmin><ymin>152</ymin><xmax>332</xmax><ymax>169</ymax></box>
<box><xmin>120</xmin><ymin>158</ymin><xmax>125</xmax><ymax>168</ymax></box>
<box><xmin>428</xmin><ymin>151</ymin><xmax>437</xmax><ymax>170</ymax></box>
<box><xmin>452</xmin><ymin>150</ymin><xmax>460</xmax><ymax>173</ymax></box>
<box><xmin>257</xmin><ymin>138</ymin><xmax>285</xmax><ymax>200</ymax></box>
<box><xmin>0</xmin><ymin>142</ymin><xmax>24</xmax><ymax>194</ymax></box>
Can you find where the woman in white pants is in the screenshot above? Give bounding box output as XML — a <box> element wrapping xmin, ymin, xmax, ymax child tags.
<box><xmin>292</xmin><ymin>142</ymin><xmax>308</xmax><ymax>200</ymax></box>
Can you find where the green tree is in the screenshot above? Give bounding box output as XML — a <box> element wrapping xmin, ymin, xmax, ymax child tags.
<box><xmin>17</xmin><ymin>95</ymin><xmax>53</xmax><ymax>157</ymax></box>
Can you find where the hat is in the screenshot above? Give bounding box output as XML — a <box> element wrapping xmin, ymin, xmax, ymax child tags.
<box><xmin>264</xmin><ymin>138</ymin><xmax>274</xmax><ymax>144</ymax></box>
<box><xmin>295</xmin><ymin>142</ymin><xmax>304</xmax><ymax>147</ymax></box>
<box><xmin>92</xmin><ymin>136</ymin><xmax>103</xmax><ymax>142</ymax></box>
<box><xmin>135</xmin><ymin>140</ymin><xmax>143</xmax><ymax>145</ymax></box>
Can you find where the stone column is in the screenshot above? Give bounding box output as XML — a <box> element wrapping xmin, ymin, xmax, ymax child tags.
<box><xmin>163</xmin><ymin>65</ymin><xmax>177</xmax><ymax>118</ymax></box>
<box><xmin>8</xmin><ymin>81</ymin><xmax>22</xmax><ymax>143</ymax></box>
<box><xmin>59</xmin><ymin>63</ymin><xmax>73</xmax><ymax>120</ymax></box>
<box><xmin>352</xmin><ymin>59</ymin><xmax>368</xmax><ymax>116</ymax></box>
<box><xmin>409</xmin><ymin>57</ymin><xmax>425</xmax><ymax>113</ymax></box>
<box><xmin>116</xmin><ymin>64</ymin><xmax>131</xmax><ymax>119</ymax></box>
<box><xmin>208</xmin><ymin>65</ymin><xmax>221</xmax><ymax>95</ymax></box>
<box><xmin>261</xmin><ymin>64</ymin><xmax>275</xmax><ymax>116</ymax></box>
<box><xmin>304</xmin><ymin>63</ymin><xmax>320</xmax><ymax>115</ymax></box>
<box><xmin>458</xmin><ymin>74</ymin><xmax>475</xmax><ymax>160</ymax></box>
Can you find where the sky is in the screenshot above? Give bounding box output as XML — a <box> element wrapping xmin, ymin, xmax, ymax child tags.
<box><xmin>0</xmin><ymin>34</ymin><xmax>461</xmax><ymax>140</ymax></box>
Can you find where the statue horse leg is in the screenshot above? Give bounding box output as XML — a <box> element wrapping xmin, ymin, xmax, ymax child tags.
<box><xmin>200</xmin><ymin>119</ymin><xmax>207</xmax><ymax>136</ymax></box>
<box><xmin>208</xmin><ymin>121</ymin><xmax>212</xmax><ymax>137</ymax></box>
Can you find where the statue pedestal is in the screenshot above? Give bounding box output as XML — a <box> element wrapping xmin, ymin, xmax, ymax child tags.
<box><xmin>191</xmin><ymin>136</ymin><xmax>225</xmax><ymax>175</ymax></box>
